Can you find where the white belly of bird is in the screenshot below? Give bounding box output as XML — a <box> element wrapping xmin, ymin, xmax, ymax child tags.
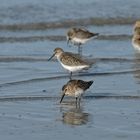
<box><xmin>75</xmin><ymin>88</ymin><xmax>84</xmax><ymax>98</ymax></box>
<box><xmin>72</xmin><ymin>37</ymin><xmax>91</xmax><ymax>44</ymax></box>
<box><xmin>65</xmin><ymin>88</ymin><xmax>84</xmax><ymax>98</ymax></box>
<box><xmin>60</xmin><ymin>62</ymin><xmax>89</xmax><ymax>72</ymax></box>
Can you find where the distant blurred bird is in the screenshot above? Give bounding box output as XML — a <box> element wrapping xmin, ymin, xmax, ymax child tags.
<box><xmin>60</xmin><ymin>79</ymin><xmax>94</xmax><ymax>105</ymax></box>
<box><xmin>67</xmin><ymin>27</ymin><xmax>99</xmax><ymax>55</ymax></box>
<box><xmin>132</xmin><ymin>34</ymin><xmax>140</xmax><ymax>51</ymax></box>
<box><xmin>132</xmin><ymin>21</ymin><xmax>140</xmax><ymax>51</ymax></box>
<box><xmin>134</xmin><ymin>21</ymin><xmax>140</xmax><ymax>31</ymax></box>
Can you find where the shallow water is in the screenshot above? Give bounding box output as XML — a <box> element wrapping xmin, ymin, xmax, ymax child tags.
<box><xmin>0</xmin><ymin>0</ymin><xmax>140</xmax><ymax>140</ymax></box>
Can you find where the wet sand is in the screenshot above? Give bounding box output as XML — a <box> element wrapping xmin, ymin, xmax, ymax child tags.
<box><xmin>0</xmin><ymin>98</ymin><xmax>140</xmax><ymax>140</ymax></box>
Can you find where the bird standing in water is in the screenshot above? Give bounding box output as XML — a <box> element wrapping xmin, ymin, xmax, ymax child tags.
<box><xmin>60</xmin><ymin>79</ymin><xmax>94</xmax><ymax>105</ymax></box>
<box><xmin>67</xmin><ymin>27</ymin><xmax>99</xmax><ymax>55</ymax></box>
<box><xmin>48</xmin><ymin>48</ymin><xmax>90</xmax><ymax>79</ymax></box>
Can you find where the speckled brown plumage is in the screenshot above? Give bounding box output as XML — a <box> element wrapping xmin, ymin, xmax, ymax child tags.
<box><xmin>67</xmin><ymin>28</ymin><xmax>98</xmax><ymax>39</ymax></box>
<box><xmin>60</xmin><ymin>79</ymin><xmax>94</xmax><ymax>104</ymax></box>
<box><xmin>60</xmin><ymin>52</ymin><xmax>88</xmax><ymax>66</ymax></box>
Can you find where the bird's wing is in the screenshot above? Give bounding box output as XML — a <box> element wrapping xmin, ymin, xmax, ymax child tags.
<box><xmin>77</xmin><ymin>80</ymin><xmax>93</xmax><ymax>90</ymax></box>
<box><xmin>60</xmin><ymin>53</ymin><xmax>89</xmax><ymax>66</ymax></box>
<box><xmin>76</xmin><ymin>30</ymin><xmax>96</xmax><ymax>39</ymax></box>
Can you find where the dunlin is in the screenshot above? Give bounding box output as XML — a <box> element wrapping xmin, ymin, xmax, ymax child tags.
<box><xmin>132</xmin><ymin>35</ymin><xmax>140</xmax><ymax>51</ymax></box>
<box><xmin>60</xmin><ymin>79</ymin><xmax>93</xmax><ymax>105</ymax></box>
<box><xmin>48</xmin><ymin>48</ymin><xmax>90</xmax><ymax>79</ymax></box>
<box><xmin>67</xmin><ymin>27</ymin><xmax>99</xmax><ymax>55</ymax></box>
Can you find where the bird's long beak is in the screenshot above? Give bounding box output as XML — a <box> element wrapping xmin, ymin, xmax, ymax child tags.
<box><xmin>48</xmin><ymin>53</ymin><xmax>55</xmax><ymax>61</ymax></box>
<box><xmin>60</xmin><ymin>93</ymin><xmax>65</xmax><ymax>103</ymax></box>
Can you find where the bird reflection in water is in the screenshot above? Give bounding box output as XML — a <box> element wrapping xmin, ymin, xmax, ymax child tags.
<box><xmin>60</xmin><ymin>105</ymin><xmax>91</xmax><ymax>126</ymax></box>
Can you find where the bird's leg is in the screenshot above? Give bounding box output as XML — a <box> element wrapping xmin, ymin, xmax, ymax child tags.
<box><xmin>76</xmin><ymin>97</ymin><xmax>81</xmax><ymax>108</ymax></box>
<box><xmin>79</xmin><ymin>97</ymin><xmax>81</xmax><ymax>104</ymax></box>
<box><xmin>69</xmin><ymin>71</ymin><xmax>72</xmax><ymax>80</ymax></box>
<box><xmin>78</xmin><ymin>44</ymin><xmax>82</xmax><ymax>56</ymax></box>
<box><xmin>67</xmin><ymin>39</ymin><xmax>72</xmax><ymax>47</ymax></box>
<box><xmin>76</xmin><ymin>97</ymin><xmax>78</xmax><ymax>105</ymax></box>
<box><xmin>78</xmin><ymin>97</ymin><xmax>81</xmax><ymax>107</ymax></box>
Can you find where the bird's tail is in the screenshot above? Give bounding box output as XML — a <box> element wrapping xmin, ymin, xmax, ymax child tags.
<box><xmin>87</xmin><ymin>81</ymin><xmax>94</xmax><ymax>89</ymax></box>
<box><xmin>79</xmin><ymin>80</ymin><xmax>94</xmax><ymax>90</ymax></box>
<box><xmin>94</xmin><ymin>33</ymin><xmax>99</xmax><ymax>36</ymax></box>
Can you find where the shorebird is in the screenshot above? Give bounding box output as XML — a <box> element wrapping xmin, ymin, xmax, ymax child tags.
<box><xmin>132</xmin><ymin>34</ymin><xmax>140</xmax><ymax>51</ymax></box>
<box><xmin>67</xmin><ymin>27</ymin><xmax>99</xmax><ymax>55</ymax></box>
<box><xmin>60</xmin><ymin>79</ymin><xmax>93</xmax><ymax>105</ymax></box>
<box><xmin>48</xmin><ymin>48</ymin><xmax>90</xmax><ymax>79</ymax></box>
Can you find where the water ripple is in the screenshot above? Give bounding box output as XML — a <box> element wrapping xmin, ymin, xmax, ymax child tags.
<box><xmin>0</xmin><ymin>34</ymin><xmax>132</xmax><ymax>43</ymax></box>
<box><xmin>0</xmin><ymin>56</ymin><xmax>137</xmax><ymax>62</ymax></box>
<box><xmin>0</xmin><ymin>69</ymin><xmax>139</xmax><ymax>88</ymax></box>
<box><xmin>0</xmin><ymin>95</ymin><xmax>140</xmax><ymax>102</ymax></box>
<box><xmin>0</xmin><ymin>17</ymin><xmax>138</xmax><ymax>31</ymax></box>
